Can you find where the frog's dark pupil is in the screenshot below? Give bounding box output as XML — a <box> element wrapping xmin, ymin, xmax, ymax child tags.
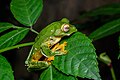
<box><xmin>64</xmin><ymin>26</ymin><xmax>69</xmax><ymax>32</ymax></box>
<box><xmin>65</xmin><ymin>27</ymin><xmax>69</xmax><ymax>29</ymax></box>
<box><xmin>50</xmin><ymin>38</ymin><xmax>52</xmax><ymax>40</ymax></box>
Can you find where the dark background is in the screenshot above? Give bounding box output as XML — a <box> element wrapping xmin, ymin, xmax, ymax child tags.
<box><xmin>0</xmin><ymin>0</ymin><xmax>120</xmax><ymax>80</ymax></box>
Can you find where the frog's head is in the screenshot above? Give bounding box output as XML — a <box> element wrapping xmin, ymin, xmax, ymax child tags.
<box><xmin>54</xmin><ymin>18</ymin><xmax>77</xmax><ymax>37</ymax></box>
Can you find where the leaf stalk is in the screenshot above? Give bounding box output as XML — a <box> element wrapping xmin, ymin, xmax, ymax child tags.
<box><xmin>0</xmin><ymin>42</ymin><xmax>34</xmax><ymax>53</ymax></box>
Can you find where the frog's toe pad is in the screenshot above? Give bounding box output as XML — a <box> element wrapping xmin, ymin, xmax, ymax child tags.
<box><xmin>46</xmin><ymin>56</ymin><xmax>54</xmax><ymax>61</ymax></box>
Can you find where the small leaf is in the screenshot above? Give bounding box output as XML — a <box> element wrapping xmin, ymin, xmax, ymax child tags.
<box><xmin>0</xmin><ymin>28</ymin><xmax>29</xmax><ymax>49</ymax></box>
<box><xmin>0</xmin><ymin>55</ymin><xmax>14</xmax><ymax>80</ymax></box>
<box><xmin>40</xmin><ymin>65</ymin><xmax>77</xmax><ymax>80</ymax></box>
<box><xmin>89</xmin><ymin>18</ymin><xmax>120</xmax><ymax>40</ymax></box>
<box><xmin>10</xmin><ymin>0</ymin><xmax>43</xmax><ymax>26</ymax></box>
<box><xmin>79</xmin><ymin>3</ymin><xmax>120</xmax><ymax>19</ymax></box>
<box><xmin>53</xmin><ymin>32</ymin><xmax>101</xmax><ymax>80</ymax></box>
<box><xmin>0</xmin><ymin>23</ymin><xmax>14</xmax><ymax>33</ymax></box>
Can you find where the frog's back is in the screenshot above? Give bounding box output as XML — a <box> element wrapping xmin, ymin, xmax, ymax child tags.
<box><xmin>33</xmin><ymin>22</ymin><xmax>61</xmax><ymax>50</ymax></box>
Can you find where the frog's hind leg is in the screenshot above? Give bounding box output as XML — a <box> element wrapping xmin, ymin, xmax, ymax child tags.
<box><xmin>27</xmin><ymin>61</ymin><xmax>49</xmax><ymax>71</ymax></box>
<box><xmin>31</xmin><ymin>51</ymin><xmax>43</xmax><ymax>62</ymax></box>
<box><xmin>27</xmin><ymin>51</ymin><xmax>49</xmax><ymax>71</ymax></box>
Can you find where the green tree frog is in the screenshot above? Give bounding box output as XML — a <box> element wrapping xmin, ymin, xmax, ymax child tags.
<box><xmin>25</xmin><ymin>18</ymin><xmax>77</xmax><ymax>71</ymax></box>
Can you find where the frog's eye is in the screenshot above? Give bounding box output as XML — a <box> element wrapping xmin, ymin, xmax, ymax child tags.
<box><xmin>61</xmin><ymin>24</ymin><xmax>70</xmax><ymax>32</ymax></box>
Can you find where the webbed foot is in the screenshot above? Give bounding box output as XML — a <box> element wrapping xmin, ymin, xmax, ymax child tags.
<box><xmin>51</xmin><ymin>41</ymin><xmax>67</xmax><ymax>55</ymax></box>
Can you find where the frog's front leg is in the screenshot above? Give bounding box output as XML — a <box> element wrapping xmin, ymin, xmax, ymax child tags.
<box><xmin>51</xmin><ymin>41</ymin><xmax>67</xmax><ymax>55</ymax></box>
<box><xmin>40</xmin><ymin>36</ymin><xmax>62</xmax><ymax>57</ymax></box>
<box><xmin>44</xmin><ymin>41</ymin><xmax>68</xmax><ymax>62</ymax></box>
<box><xmin>40</xmin><ymin>44</ymin><xmax>53</xmax><ymax>57</ymax></box>
<box><xmin>41</xmin><ymin>41</ymin><xmax>67</xmax><ymax>57</ymax></box>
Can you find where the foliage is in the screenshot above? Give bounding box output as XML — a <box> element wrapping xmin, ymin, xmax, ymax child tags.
<box><xmin>89</xmin><ymin>18</ymin><xmax>120</xmax><ymax>40</ymax></box>
<box><xmin>40</xmin><ymin>65</ymin><xmax>77</xmax><ymax>80</ymax></box>
<box><xmin>79</xmin><ymin>3</ymin><xmax>120</xmax><ymax>19</ymax></box>
<box><xmin>10</xmin><ymin>0</ymin><xmax>43</xmax><ymax>26</ymax></box>
<box><xmin>53</xmin><ymin>32</ymin><xmax>100</xmax><ymax>80</ymax></box>
<box><xmin>0</xmin><ymin>0</ymin><xmax>119</xmax><ymax>80</ymax></box>
<box><xmin>0</xmin><ymin>27</ymin><xmax>29</xmax><ymax>49</ymax></box>
<box><xmin>0</xmin><ymin>55</ymin><xmax>14</xmax><ymax>80</ymax></box>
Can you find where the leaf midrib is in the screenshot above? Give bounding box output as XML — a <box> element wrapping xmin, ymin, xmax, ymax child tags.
<box><xmin>23</xmin><ymin>0</ymin><xmax>32</xmax><ymax>26</ymax></box>
<box><xmin>0</xmin><ymin>28</ymin><xmax>28</xmax><ymax>48</ymax></box>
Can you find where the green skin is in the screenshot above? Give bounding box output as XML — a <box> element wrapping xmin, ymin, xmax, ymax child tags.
<box><xmin>25</xmin><ymin>18</ymin><xmax>77</xmax><ymax>71</ymax></box>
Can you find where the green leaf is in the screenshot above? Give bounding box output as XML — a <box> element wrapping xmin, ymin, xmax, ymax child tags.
<box><xmin>89</xmin><ymin>18</ymin><xmax>120</xmax><ymax>40</ymax></box>
<box><xmin>53</xmin><ymin>32</ymin><xmax>101</xmax><ymax>80</ymax></box>
<box><xmin>0</xmin><ymin>55</ymin><xmax>14</xmax><ymax>80</ymax></box>
<box><xmin>0</xmin><ymin>28</ymin><xmax>29</xmax><ymax>49</ymax></box>
<box><xmin>10</xmin><ymin>0</ymin><xmax>43</xmax><ymax>26</ymax></box>
<box><xmin>40</xmin><ymin>65</ymin><xmax>77</xmax><ymax>80</ymax></box>
<box><xmin>118</xmin><ymin>36</ymin><xmax>120</xmax><ymax>59</ymax></box>
<box><xmin>0</xmin><ymin>23</ymin><xmax>14</xmax><ymax>33</ymax></box>
<box><xmin>79</xmin><ymin>3</ymin><xmax>120</xmax><ymax>19</ymax></box>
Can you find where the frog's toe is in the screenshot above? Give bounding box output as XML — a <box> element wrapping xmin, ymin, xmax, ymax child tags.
<box><xmin>63</xmin><ymin>50</ymin><xmax>67</xmax><ymax>54</ymax></box>
<box><xmin>46</xmin><ymin>56</ymin><xmax>54</xmax><ymax>61</ymax></box>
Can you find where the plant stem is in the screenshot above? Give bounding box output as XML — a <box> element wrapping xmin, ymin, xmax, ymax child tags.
<box><xmin>98</xmin><ymin>53</ymin><xmax>116</xmax><ymax>80</ymax></box>
<box><xmin>110</xmin><ymin>65</ymin><xmax>116</xmax><ymax>80</ymax></box>
<box><xmin>0</xmin><ymin>42</ymin><xmax>34</xmax><ymax>53</ymax></box>
<box><xmin>30</xmin><ymin>27</ymin><xmax>39</xmax><ymax>34</ymax></box>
